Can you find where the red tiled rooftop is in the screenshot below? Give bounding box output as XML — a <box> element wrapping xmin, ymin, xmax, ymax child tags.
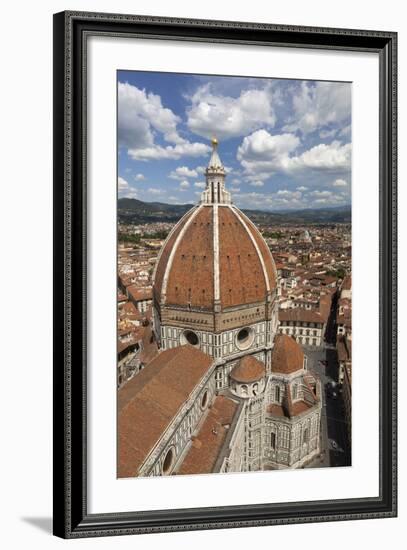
<box><xmin>230</xmin><ymin>355</ymin><xmax>265</xmax><ymax>383</ymax></box>
<box><xmin>271</xmin><ymin>334</ymin><xmax>304</xmax><ymax>375</ymax></box>
<box><xmin>153</xmin><ymin>204</ymin><xmax>277</xmax><ymax>311</ymax></box>
<box><xmin>177</xmin><ymin>396</ymin><xmax>239</xmax><ymax>475</ymax></box>
<box><xmin>118</xmin><ymin>345</ymin><xmax>213</xmax><ymax>478</ymax></box>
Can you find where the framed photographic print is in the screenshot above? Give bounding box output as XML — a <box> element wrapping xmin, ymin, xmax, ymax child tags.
<box><xmin>53</xmin><ymin>11</ymin><xmax>397</xmax><ymax>538</ymax></box>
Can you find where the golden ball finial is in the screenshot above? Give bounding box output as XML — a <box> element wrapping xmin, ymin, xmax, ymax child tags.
<box><xmin>211</xmin><ymin>136</ymin><xmax>218</xmax><ymax>147</ymax></box>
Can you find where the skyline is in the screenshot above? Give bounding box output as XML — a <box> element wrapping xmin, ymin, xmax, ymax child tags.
<box><xmin>118</xmin><ymin>71</ymin><xmax>351</xmax><ymax>211</ymax></box>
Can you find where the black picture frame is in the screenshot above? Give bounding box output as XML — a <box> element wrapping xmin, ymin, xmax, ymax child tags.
<box><xmin>53</xmin><ymin>10</ymin><xmax>397</xmax><ymax>539</ymax></box>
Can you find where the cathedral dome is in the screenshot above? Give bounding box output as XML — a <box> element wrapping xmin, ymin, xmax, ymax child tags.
<box><xmin>230</xmin><ymin>355</ymin><xmax>266</xmax><ymax>383</ymax></box>
<box><xmin>271</xmin><ymin>335</ymin><xmax>305</xmax><ymax>375</ymax></box>
<box><xmin>153</xmin><ymin>140</ymin><xmax>277</xmax><ymax>312</ymax></box>
<box><xmin>153</xmin><ymin>204</ymin><xmax>277</xmax><ymax>310</ymax></box>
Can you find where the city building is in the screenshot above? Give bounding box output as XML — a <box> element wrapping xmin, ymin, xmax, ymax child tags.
<box><xmin>278</xmin><ymin>292</ymin><xmax>332</xmax><ymax>347</ymax></box>
<box><xmin>118</xmin><ymin>138</ymin><xmax>322</xmax><ymax>477</ymax></box>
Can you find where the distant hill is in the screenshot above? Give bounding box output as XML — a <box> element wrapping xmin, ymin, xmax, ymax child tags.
<box><xmin>118</xmin><ymin>198</ymin><xmax>351</xmax><ymax>225</ymax></box>
<box><xmin>118</xmin><ymin>198</ymin><xmax>193</xmax><ymax>223</ymax></box>
<box><xmin>245</xmin><ymin>205</ymin><xmax>351</xmax><ymax>225</ymax></box>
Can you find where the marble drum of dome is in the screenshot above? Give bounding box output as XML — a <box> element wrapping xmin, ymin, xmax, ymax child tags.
<box><xmin>152</xmin><ymin>139</ymin><xmax>279</xmax><ymax>370</ymax></box>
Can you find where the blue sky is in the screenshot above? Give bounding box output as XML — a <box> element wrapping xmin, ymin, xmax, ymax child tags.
<box><xmin>118</xmin><ymin>71</ymin><xmax>351</xmax><ymax>210</ymax></box>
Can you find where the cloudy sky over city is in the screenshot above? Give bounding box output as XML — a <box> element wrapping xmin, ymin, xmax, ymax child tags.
<box><xmin>118</xmin><ymin>70</ymin><xmax>351</xmax><ymax>210</ymax></box>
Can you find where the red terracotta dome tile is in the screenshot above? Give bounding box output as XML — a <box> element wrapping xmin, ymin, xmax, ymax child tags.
<box><xmin>271</xmin><ymin>334</ymin><xmax>304</xmax><ymax>374</ymax></box>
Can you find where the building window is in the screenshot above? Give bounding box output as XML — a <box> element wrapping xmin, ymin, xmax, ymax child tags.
<box><xmin>270</xmin><ymin>432</ymin><xmax>276</xmax><ymax>449</ymax></box>
<box><xmin>182</xmin><ymin>330</ymin><xmax>199</xmax><ymax>346</ymax></box>
<box><xmin>162</xmin><ymin>447</ymin><xmax>175</xmax><ymax>475</ymax></box>
<box><xmin>241</xmin><ymin>384</ymin><xmax>249</xmax><ymax>397</ymax></box>
<box><xmin>201</xmin><ymin>390</ymin><xmax>209</xmax><ymax>409</ymax></box>
<box><xmin>275</xmin><ymin>385</ymin><xmax>281</xmax><ymax>403</ymax></box>
<box><xmin>235</xmin><ymin>327</ymin><xmax>254</xmax><ymax>350</ymax></box>
<box><xmin>302</xmin><ymin>428</ymin><xmax>309</xmax><ymax>445</ymax></box>
<box><xmin>292</xmin><ymin>384</ymin><xmax>298</xmax><ymax>399</ymax></box>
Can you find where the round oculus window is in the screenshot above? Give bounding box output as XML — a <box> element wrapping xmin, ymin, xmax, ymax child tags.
<box><xmin>182</xmin><ymin>330</ymin><xmax>199</xmax><ymax>346</ymax></box>
<box><xmin>201</xmin><ymin>390</ymin><xmax>209</xmax><ymax>409</ymax></box>
<box><xmin>162</xmin><ymin>447</ymin><xmax>174</xmax><ymax>475</ymax></box>
<box><xmin>236</xmin><ymin>327</ymin><xmax>254</xmax><ymax>350</ymax></box>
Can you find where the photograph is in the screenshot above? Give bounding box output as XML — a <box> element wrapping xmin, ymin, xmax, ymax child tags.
<box><xmin>116</xmin><ymin>71</ymin><xmax>352</xmax><ymax>478</ymax></box>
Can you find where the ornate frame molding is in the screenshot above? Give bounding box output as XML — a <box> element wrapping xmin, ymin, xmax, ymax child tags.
<box><xmin>53</xmin><ymin>11</ymin><xmax>397</xmax><ymax>538</ymax></box>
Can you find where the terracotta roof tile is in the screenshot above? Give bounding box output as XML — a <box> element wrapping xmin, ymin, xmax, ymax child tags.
<box><xmin>127</xmin><ymin>285</ymin><xmax>152</xmax><ymax>302</ymax></box>
<box><xmin>166</xmin><ymin>206</ymin><xmax>214</xmax><ymax>308</ymax></box>
<box><xmin>218</xmin><ymin>207</ymin><xmax>266</xmax><ymax>307</ymax></box>
<box><xmin>153</xmin><ymin>204</ymin><xmax>277</xmax><ymax>311</ymax></box>
<box><xmin>341</xmin><ymin>275</ymin><xmax>352</xmax><ymax>290</ymax></box>
<box><xmin>239</xmin><ymin>212</ymin><xmax>277</xmax><ymax>291</ymax></box>
<box><xmin>118</xmin><ymin>345</ymin><xmax>213</xmax><ymax>478</ymax></box>
<box><xmin>153</xmin><ymin>208</ymin><xmax>196</xmax><ymax>302</ymax></box>
<box><xmin>230</xmin><ymin>355</ymin><xmax>265</xmax><ymax>383</ymax></box>
<box><xmin>177</xmin><ymin>396</ymin><xmax>239</xmax><ymax>475</ymax></box>
<box><xmin>271</xmin><ymin>334</ymin><xmax>304</xmax><ymax>375</ymax></box>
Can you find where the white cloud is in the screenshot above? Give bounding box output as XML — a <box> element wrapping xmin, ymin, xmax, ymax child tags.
<box><xmin>277</xmin><ymin>189</ymin><xmax>302</xmax><ymax>200</ymax></box>
<box><xmin>333</xmin><ymin>178</ymin><xmax>348</xmax><ymax>187</ymax></box>
<box><xmin>186</xmin><ymin>83</ymin><xmax>276</xmax><ymax>140</ymax></box>
<box><xmin>296</xmin><ymin>186</ymin><xmax>308</xmax><ymax>191</ymax></box>
<box><xmin>314</xmin><ymin>198</ymin><xmax>329</xmax><ymax>204</ymax></box>
<box><xmin>169</xmin><ymin>166</ymin><xmax>198</xmax><ymax>180</ymax></box>
<box><xmin>118</xmin><ymin>176</ymin><xmax>138</xmax><ymax>198</ymax></box>
<box><xmin>249</xmin><ymin>180</ymin><xmax>264</xmax><ymax>187</ymax></box>
<box><xmin>340</xmin><ymin>124</ymin><xmax>351</xmax><ymax>137</ymax></box>
<box><xmin>309</xmin><ymin>190</ymin><xmax>333</xmax><ymax>198</ymax></box>
<box><xmin>194</xmin><ymin>181</ymin><xmax>205</xmax><ymax>189</ymax></box>
<box><xmin>128</xmin><ymin>142</ymin><xmax>210</xmax><ymax>161</ymax></box>
<box><xmin>231</xmin><ymin>185</ymin><xmax>347</xmax><ymax>210</ymax></box>
<box><xmin>134</xmin><ymin>173</ymin><xmax>145</xmax><ymax>181</ymax></box>
<box><xmin>319</xmin><ymin>128</ymin><xmax>337</xmax><ymax>139</ymax></box>
<box><xmin>118</xmin><ymin>82</ymin><xmax>182</xmax><ymax>148</ymax></box>
<box><xmin>238</xmin><ymin>130</ymin><xmax>351</xmax><ymax>180</ymax></box>
<box><xmin>118</xmin><ymin>82</ymin><xmax>210</xmax><ymax>161</ymax></box>
<box><xmin>233</xmin><ymin>192</ymin><xmax>274</xmax><ymax>209</ymax></box>
<box><xmin>283</xmin><ymin>81</ymin><xmax>351</xmax><ymax>134</ymax></box>
<box><xmin>179</xmin><ymin>180</ymin><xmax>190</xmax><ymax>190</ymax></box>
<box><xmin>147</xmin><ymin>187</ymin><xmax>164</xmax><ymax>195</ymax></box>
<box><xmin>118</xmin><ymin>176</ymin><xmax>129</xmax><ymax>191</ymax></box>
<box><xmin>237</xmin><ymin>129</ymin><xmax>299</xmax><ymax>162</ymax></box>
<box><xmin>290</xmin><ymin>141</ymin><xmax>351</xmax><ymax>171</ymax></box>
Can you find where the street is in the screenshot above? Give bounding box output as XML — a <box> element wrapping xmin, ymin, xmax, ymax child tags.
<box><xmin>304</xmin><ymin>347</ymin><xmax>351</xmax><ymax>469</ymax></box>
